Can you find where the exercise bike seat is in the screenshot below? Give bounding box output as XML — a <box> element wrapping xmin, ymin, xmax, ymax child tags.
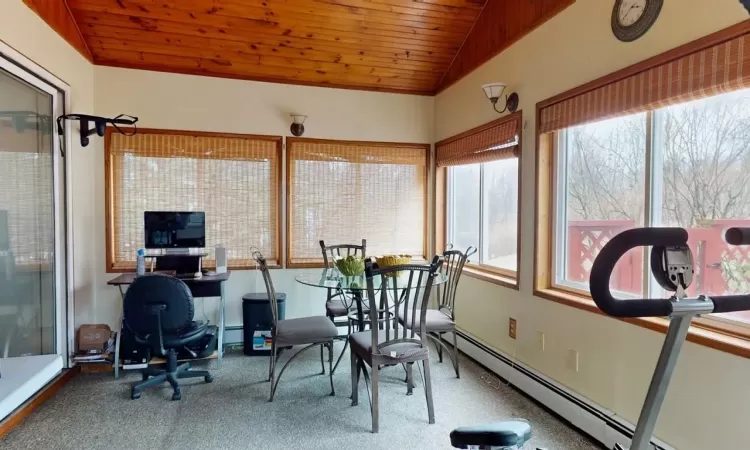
<box><xmin>450</xmin><ymin>420</ymin><xmax>532</xmax><ymax>449</ymax></box>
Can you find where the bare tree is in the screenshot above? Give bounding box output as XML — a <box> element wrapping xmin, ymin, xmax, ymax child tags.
<box><xmin>566</xmin><ymin>115</ymin><xmax>646</xmax><ymax>222</ymax></box>
<box><xmin>660</xmin><ymin>96</ymin><xmax>750</xmax><ymax>227</ymax></box>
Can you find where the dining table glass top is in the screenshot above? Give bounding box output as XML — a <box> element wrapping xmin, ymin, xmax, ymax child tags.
<box><xmin>294</xmin><ymin>268</ymin><xmax>448</xmax><ymax>291</ymax></box>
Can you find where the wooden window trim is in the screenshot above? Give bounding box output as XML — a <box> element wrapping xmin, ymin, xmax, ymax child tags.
<box><xmin>533</xmin><ymin>21</ymin><xmax>750</xmax><ymax>359</ymax></box>
<box><xmin>463</xmin><ymin>264</ymin><xmax>519</xmax><ymax>290</ymax></box>
<box><xmin>438</xmin><ymin>111</ymin><xmax>523</xmax><ymax>286</ymax></box>
<box><xmin>285</xmin><ymin>137</ymin><xmax>431</xmax><ymax>269</ymax></box>
<box><xmin>104</xmin><ymin>127</ymin><xmax>283</xmax><ymax>273</ymax></box>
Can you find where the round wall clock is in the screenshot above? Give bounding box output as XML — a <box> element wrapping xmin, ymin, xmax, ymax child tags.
<box><xmin>611</xmin><ymin>0</ymin><xmax>663</xmax><ymax>42</ymax></box>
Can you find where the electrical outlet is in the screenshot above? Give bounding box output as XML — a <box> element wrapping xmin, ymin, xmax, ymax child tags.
<box><xmin>566</xmin><ymin>349</ymin><xmax>579</xmax><ymax>372</ymax></box>
<box><xmin>537</xmin><ymin>332</ymin><xmax>545</xmax><ymax>351</ymax></box>
<box><xmin>508</xmin><ymin>318</ymin><xmax>517</xmax><ymax>339</ymax></box>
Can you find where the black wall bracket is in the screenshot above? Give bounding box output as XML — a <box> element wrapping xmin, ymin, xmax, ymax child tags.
<box><xmin>55</xmin><ymin>113</ymin><xmax>138</xmax><ymax>155</ymax></box>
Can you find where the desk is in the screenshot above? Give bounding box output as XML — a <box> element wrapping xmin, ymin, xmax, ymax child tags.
<box><xmin>107</xmin><ymin>272</ymin><xmax>230</xmax><ymax>378</ymax></box>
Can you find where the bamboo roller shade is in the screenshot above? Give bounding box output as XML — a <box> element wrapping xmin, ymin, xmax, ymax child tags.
<box><xmin>540</xmin><ymin>32</ymin><xmax>750</xmax><ymax>133</ymax></box>
<box><xmin>287</xmin><ymin>139</ymin><xmax>427</xmax><ymax>264</ymax></box>
<box><xmin>0</xmin><ymin>123</ymin><xmax>54</xmax><ymax>264</ymax></box>
<box><xmin>436</xmin><ymin>114</ymin><xmax>520</xmax><ymax>167</ymax></box>
<box><xmin>107</xmin><ymin>130</ymin><xmax>281</xmax><ymax>270</ymax></box>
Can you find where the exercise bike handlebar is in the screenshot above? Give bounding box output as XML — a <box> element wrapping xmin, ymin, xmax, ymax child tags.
<box><xmin>590</xmin><ymin>228</ymin><xmax>681</xmax><ymax>318</ymax></box>
<box><xmin>590</xmin><ymin>227</ymin><xmax>750</xmax><ymax>318</ymax></box>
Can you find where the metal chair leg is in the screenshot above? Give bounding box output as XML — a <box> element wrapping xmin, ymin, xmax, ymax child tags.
<box><xmin>268</xmin><ymin>340</ymin><xmax>275</xmax><ymax>382</ymax></box>
<box><xmin>437</xmin><ymin>332</ymin><xmax>444</xmax><ymax>362</ymax></box>
<box><xmin>350</xmin><ymin>349</ymin><xmax>359</xmax><ymax>406</ymax></box>
<box><xmin>371</xmin><ymin>364</ymin><xmax>379</xmax><ymax>433</ymax></box>
<box><xmin>406</xmin><ymin>363</ymin><xmax>414</xmax><ymax>395</ymax></box>
<box><xmin>320</xmin><ymin>344</ymin><xmax>325</xmax><ymax>375</ymax></box>
<box><xmin>327</xmin><ymin>341</ymin><xmax>335</xmax><ymax>396</ymax></box>
<box><xmin>422</xmin><ymin>358</ymin><xmax>435</xmax><ymax>424</ymax></box>
<box><xmin>332</xmin><ymin>319</ymin><xmax>352</xmax><ymax>375</ymax></box>
<box><xmin>269</xmin><ymin>343</ymin><xmax>328</xmax><ymax>402</ymax></box>
<box><xmin>452</xmin><ymin>330</ymin><xmax>460</xmax><ymax>378</ymax></box>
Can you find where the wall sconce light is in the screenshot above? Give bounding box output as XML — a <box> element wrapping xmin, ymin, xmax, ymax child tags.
<box><xmin>482</xmin><ymin>83</ymin><xmax>519</xmax><ymax>114</ymax></box>
<box><xmin>290</xmin><ymin>113</ymin><xmax>307</xmax><ymax>136</ymax></box>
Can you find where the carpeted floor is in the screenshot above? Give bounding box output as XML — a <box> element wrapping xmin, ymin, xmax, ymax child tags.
<box><xmin>2</xmin><ymin>346</ymin><xmax>601</xmax><ymax>449</ymax></box>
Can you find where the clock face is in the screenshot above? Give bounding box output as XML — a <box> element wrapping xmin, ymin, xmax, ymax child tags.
<box><xmin>611</xmin><ymin>0</ymin><xmax>663</xmax><ymax>42</ymax></box>
<box><xmin>618</xmin><ymin>0</ymin><xmax>647</xmax><ymax>27</ymax></box>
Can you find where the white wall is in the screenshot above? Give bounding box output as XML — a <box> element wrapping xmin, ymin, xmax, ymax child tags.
<box><xmin>93</xmin><ymin>67</ymin><xmax>434</xmax><ymax>329</ymax></box>
<box><xmin>436</xmin><ymin>0</ymin><xmax>750</xmax><ymax>449</ymax></box>
<box><xmin>0</xmin><ymin>0</ymin><xmax>96</xmax><ymax>350</ymax></box>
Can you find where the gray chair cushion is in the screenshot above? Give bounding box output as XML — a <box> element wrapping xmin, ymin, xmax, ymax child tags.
<box><xmin>325</xmin><ymin>297</ymin><xmax>349</xmax><ymax>317</ymax></box>
<box><xmin>349</xmin><ymin>330</ymin><xmax>428</xmax><ymax>364</ymax></box>
<box><xmin>450</xmin><ymin>420</ymin><xmax>532</xmax><ymax>448</ymax></box>
<box><xmin>275</xmin><ymin>316</ymin><xmax>338</xmax><ymax>347</ymax></box>
<box><xmin>399</xmin><ymin>309</ymin><xmax>455</xmax><ymax>333</ymax></box>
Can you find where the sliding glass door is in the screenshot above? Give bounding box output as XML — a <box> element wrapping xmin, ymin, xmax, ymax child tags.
<box><xmin>0</xmin><ymin>61</ymin><xmax>65</xmax><ymax>363</ymax></box>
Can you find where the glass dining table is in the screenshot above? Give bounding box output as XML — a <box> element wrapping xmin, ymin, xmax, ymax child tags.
<box><xmin>295</xmin><ymin>268</ymin><xmax>449</xmax><ymax>333</ymax></box>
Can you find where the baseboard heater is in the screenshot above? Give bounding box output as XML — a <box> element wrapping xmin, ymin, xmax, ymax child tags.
<box><xmin>454</xmin><ymin>331</ymin><xmax>674</xmax><ymax>450</ymax></box>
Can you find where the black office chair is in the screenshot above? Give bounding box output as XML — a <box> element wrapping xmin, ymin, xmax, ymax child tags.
<box><xmin>123</xmin><ymin>274</ymin><xmax>214</xmax><ymax>401</ymax></box>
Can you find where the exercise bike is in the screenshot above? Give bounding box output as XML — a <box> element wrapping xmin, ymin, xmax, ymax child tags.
<box><xmin>449</xmin><ymin>227</ymin><xmax>750</xmax><ymax>450</ymax></box>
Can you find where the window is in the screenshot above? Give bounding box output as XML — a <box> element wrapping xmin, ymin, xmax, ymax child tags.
<box><xmin>105</xmin><ymin>128</ymin><xmax>282</xmax><ymax>271</ymax></box>
<box><xmin>549</xmin><ymin>90</ymin><xmax>750</xmax><ymax>330</ymax></box>
<box><xmin>441</xmin><ymin>112</ymin><xmax>521</xmax><ymax>284</ymax></box>
<box><xmin>555</xmin><ymin>113</ymin><xmax>647</xmax><ymax>296</ymax></box>
<box><xmin>448</xmin><ymin>158</ymin><xmax>519</xmax><ymax>273</ymax></box>
<box><xmin>286</xmin><ymin>138</ymin><xmax>428</xmax><ymax>267</ymax></box>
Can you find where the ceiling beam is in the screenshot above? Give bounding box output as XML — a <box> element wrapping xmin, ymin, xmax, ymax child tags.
<box><xmin>438</xmin><ymin>0</ymin><xmax>574</xmax><ymax>92</ymax></box>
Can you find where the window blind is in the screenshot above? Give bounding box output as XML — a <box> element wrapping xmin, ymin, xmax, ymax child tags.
<box><xmin>105</xmin><ymin>128</ymin><xmax>282</xmax><ymax>271</ymax></box>
<box><xmin>436</xmin><ymin>112</ymin><xmax>521</xmax><ymax>167</ymax></box>
<box><xmin>286</xmin><ymin>138</ymin><xmax>428</xmax><ymax>266</ymax></box>
<box><xmin>0</xmin><ymin>122</ymin><xmax>54</xmax><ymax>264</ymax></box>
<box><xmin>539</xmin><ymin>25</ymin><xmax>750</xmax><ymax>133</ymax></box>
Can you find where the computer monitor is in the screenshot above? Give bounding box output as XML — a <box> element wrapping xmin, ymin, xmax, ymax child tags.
<box><xmin>144</xmin><ymin>211</ymin><xmax>205</xmax><ymax>249</ymax></box>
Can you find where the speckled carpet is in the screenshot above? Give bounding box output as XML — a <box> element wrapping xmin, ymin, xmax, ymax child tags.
<box><xmin>2</xmin><ymin>346</ymin><xmax>600</xmax><ymax>449</ymax></box>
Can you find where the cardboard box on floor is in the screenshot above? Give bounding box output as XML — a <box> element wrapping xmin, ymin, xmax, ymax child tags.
<box><xmin>77</xmin><ymin>324</ymin><xmax>113</xmax><ymax>353</ymax></box>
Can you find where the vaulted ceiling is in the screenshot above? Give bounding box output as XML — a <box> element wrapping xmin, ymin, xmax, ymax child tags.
<box><xmin>23</xmin><ymin>0</ymin><xmax>573</xmax><ymax>95</ymax></box>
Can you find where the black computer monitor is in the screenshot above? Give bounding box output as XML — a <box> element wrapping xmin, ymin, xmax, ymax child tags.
<box><xmin>144</xmin><ymin>211</ymin><xmax>205</xmax><ymax>249</ymax></box>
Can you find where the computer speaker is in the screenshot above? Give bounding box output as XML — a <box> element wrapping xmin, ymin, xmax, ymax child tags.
<box><xmin>215</xmin><ymin>245</ymin><xmax>228</xmax><ymax>274</ymax></box>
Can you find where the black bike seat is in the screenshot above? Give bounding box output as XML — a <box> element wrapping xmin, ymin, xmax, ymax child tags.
<box><xmin>450</xmin><ymin>420</ymin><xmax>532</xmax><ymax>448</ymax></box>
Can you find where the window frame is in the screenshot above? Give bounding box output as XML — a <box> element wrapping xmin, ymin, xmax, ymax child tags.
<box><xmin>438</xmin><ymin>112</ymin><xmax>523</xmax><ymax>290</ymax></box>
<box><xmin>103</xmin><ymin>127</ymin><xmax>284</xmax><ymax>272</ymax></box>
<box><xmin>534</xmin><ymin>22</ymin><xmax>750</xmax><ymax>357</ymax></box>
<box><xmin>285</xmin><ymin>137</ymin><xmax>430</xmax><ymax>269</ymax></box>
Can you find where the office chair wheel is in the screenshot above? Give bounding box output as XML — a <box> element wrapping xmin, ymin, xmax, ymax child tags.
<box><xmin>172</xmin><ymin>390</ymin><xmax>181</xmax><ymax>401</ymax></box>
<box><xmin>131</xmin><ymin>390</ymin><xmax>141</xmax><ymax>400</ymax></box>
<box><xmin>204</xmin><ymin>374</ymin><xmax>214</xmax><ymax>383</ymax></box>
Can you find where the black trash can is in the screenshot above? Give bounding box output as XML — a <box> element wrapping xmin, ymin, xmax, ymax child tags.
<box><xmin>242</xmin><ymin>293</ymin><xmax>285</xmax><ymax>356</ymax></box>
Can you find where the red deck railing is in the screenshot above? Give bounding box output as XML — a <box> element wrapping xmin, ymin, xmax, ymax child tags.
<box><xmin>567</xmin><ymin>219</ymin><xmax>750</xmax><ymax>297</ymax></box>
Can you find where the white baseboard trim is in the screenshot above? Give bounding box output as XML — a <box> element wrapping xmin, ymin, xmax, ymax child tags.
<box><xmin>455</xmin><ymin>331</ymin><xmax>674</xmax><ymax>450</ymax></box>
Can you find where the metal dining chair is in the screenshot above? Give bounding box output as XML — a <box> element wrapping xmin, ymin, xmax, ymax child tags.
<box><xmin>350</xmin><ymin>256</ymin><xmax>442</xmax><ymax>433</ymax></box>
<box><xmin>319</xmin><ymin>239</ymin><xmax>366</xmax><ymax>373</ymax></box>
<box><xmin>254</xmin><ymin>252</ymin><xmax>338</xmax><ymax>402</ymax></box>
<box><xmin>398</xmin><ymin>245</ymin><xmax>476</xmax><ymax>378</ymax></box>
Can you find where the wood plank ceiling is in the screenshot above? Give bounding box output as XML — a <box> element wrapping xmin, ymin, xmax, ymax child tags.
<box><xmin>24</xmin><ymin>0</ymin><xmax>574</xmax><ymax>95</ymax></box>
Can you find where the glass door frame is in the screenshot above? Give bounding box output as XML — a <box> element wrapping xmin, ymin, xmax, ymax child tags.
<box><xmin>0</xmin><ymin>42</ymin><xmax>74</xmax><ymax>366</ymax></box>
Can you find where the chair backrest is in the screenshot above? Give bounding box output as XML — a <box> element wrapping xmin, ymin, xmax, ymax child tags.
<box><xmin>364</xmin><ymin>255</ymin><xmax>442</xmax><ymax>355</ymax></box>
<box><xmin>253</xmin><ymin>251</ymin><xmax>281</xmax><ymax>327</ymax></box>
<box><xmin>320</xmin><ymin>239</ymin><xmax>366</xmax><ymax>268</ymax></box>
<box><xmin>438</xmin><ymin>245</ymin><xmax>476</xmax><ymax>319</ymax></box>
<box><xmin>123</xmin><ymin>274</ymin><xmax>194</xmax><ymax>338</ymax></box>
